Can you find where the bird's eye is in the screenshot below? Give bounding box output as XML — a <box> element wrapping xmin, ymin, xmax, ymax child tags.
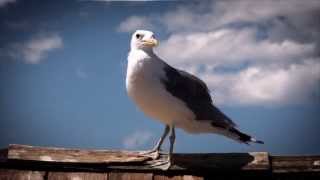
<box><xmin>136</xmin><ymin>34</ymin><xmax>142</xmax><ymax>39</ymax></box>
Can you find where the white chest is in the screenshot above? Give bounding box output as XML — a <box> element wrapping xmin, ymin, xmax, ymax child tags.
<box><xmin>126</xmin><ymin>51</ymin><xmax>165</xmax><ymax>107</ymax></box>
<box><xmin>126</xmin><ymin>51</ymin><xmax>164</xmax><ymax>94</ymax></box>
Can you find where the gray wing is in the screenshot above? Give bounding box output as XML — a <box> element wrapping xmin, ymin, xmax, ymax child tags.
<box><xmin>161</xmin><ymin>64</ymin><xmax>236</xmax><ymax>129</ymax></box>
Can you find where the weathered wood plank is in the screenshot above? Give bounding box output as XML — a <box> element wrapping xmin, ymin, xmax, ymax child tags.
<box><xmin>48</xmin><ymin>172</ymin><xmax>108</xmax><ymax>180</ymax></box>
<box><xmin>0</xmin><ymin>144</ymin><xmax>319</xmax><ymax>179</ymax></box>
<box><xmin>90</xmin><ymin>152</ymin><xmax>269</xmax><ymax>171</ymax></box>
<box><xmin>4</xmin><ymin>144</ymin><xmax>270</xmax><ymax>172</ymax></box>
<box><xmin>153</xmin><ymin>174</ymin><xmax>182</xmax><ymax>180</ymax></box>
<box><xmin>154</xmin><ymin>175</ymin><xmax>203</xmax><ymax>180</ymax></box>
<box><xmin>8</xmin><ymin>144</ymin><xmax>150</xmax><ymax>164</ymax></box>
<box><xmin>271</xmin><ymin>156</ymin><xmax>320</xmax><ymax>173</ymax></box>
<box><xmin>108</xmin><ymin>172</ymin><xmax>152</xmax><ymax>180</ymax></box>
<box><xmin>166</xmin><ymin>152</ymin><xmax>270</xmax><ymax>171</ymax></box>
<box><xmin>4</xmin><ymin>144</ymin><xmax>320</xmax><ymax>174</ymax></box>
<box><xmin>182</xmin><ymin>175</ymin><xmax>203</xmax><ymax>180</ymax></box>
<box><xmin>0</xmin><ymin>169</ymin><xmax>44</xmax><ymax>180</ymax></box>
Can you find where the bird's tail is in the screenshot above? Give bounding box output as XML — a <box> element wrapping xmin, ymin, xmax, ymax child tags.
<box><xmin>228</xmin><ymin>127</ymin><xmax>264</xmax><ymax>144</ymax></box>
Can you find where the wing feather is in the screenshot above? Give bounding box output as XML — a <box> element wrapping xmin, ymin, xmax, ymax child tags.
<box><xmin>161</xmin><ymin>64</ymin><xmax>236</xmax><ymax>128</ymax></box>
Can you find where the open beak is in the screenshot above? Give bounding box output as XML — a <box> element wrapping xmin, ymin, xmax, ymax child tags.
<box><xmin>142</xmin><ymin>38</ymin><xmax>159</xmax><ymax>47</ymax></box>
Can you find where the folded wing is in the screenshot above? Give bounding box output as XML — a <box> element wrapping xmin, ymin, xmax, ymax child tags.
<box><xmin>161</xmin><ymin>64</ymin><xmax>236</xmax><ymax>129</ymax></box>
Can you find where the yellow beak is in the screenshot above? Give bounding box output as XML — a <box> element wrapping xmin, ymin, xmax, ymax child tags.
<box><xmin>142</xmin><ymin>38</ymin><xmax>159</xmax><ymax>47</ymax></box>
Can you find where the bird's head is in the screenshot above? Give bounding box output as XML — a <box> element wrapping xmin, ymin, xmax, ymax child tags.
<box><xmin>130</xmin><ymin>30</ymin><xmax>158</xmax><ymax>51</ymax></box>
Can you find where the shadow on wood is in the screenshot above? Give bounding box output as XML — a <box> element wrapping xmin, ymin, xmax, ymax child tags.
<box><xmin>173</xmin><ymin>153</ymin><xmax>257</xmax><ymax>170</ymax></box>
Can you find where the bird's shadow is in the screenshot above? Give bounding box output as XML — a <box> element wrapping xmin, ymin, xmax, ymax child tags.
<box><xmin>171</xmin><ymin>152</ymin><xmax>256</xmax><ymax>171</ymax></box>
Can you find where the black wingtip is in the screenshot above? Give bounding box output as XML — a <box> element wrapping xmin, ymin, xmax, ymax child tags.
<box><xmin>251</xmin><ymin>138</ymin><xmax>264</xmax><ymax>144</ymax></box>
<box><xmin>229</xmin><ymin>127</ymin><xmax>264</xmax><ymax>145</ymax></box>
<box><xmin>256</xmin><ymin>140</ymin><xmax>264</xmax><ymax>144</ymax></box>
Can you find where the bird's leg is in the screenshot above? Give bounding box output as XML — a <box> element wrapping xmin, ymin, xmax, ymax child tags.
<box><xmin>168</xmin><ymin>126</ymin><xmax>175</xmax><ymax>165</ymax></box>
<box><xmin>149</xmin><ymin>125</ymin><xmax>175</xmax><ymax>170</ymax></box>
<box><xmin>153</xmin><ymin>125</ymin><xmax>170</xmax><ymax>152</ymax></box>
<box><xmin>138</xmin><ymin>125</ymin><xmax>169</xmax><ymax>159</ymax></box>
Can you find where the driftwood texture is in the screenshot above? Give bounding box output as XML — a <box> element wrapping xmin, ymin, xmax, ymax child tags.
<box><xmin>0</xmin><ymin>144</ymin><xmax>320</xmax><ymax>180</ymax></box>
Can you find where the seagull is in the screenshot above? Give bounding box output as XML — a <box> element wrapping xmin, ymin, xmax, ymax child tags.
<box><xmin>126</xmin><ymin>30</ymin><xmax>263</xmax><ymax>170</ymax></box>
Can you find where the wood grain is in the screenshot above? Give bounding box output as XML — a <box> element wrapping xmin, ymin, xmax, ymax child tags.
<box><xmin>108</xmin><ymin>172</ymin><xmax>152</xmax><ymax>180</ymax></box>
<box><xmin>153</xmin><ymin>174</ymin><xmax>182</xmax><ymax>180</ymax></box>
<box><xmin>5</xmin><ymin>144</ymin><xmax>270</xmax><ymax>171</ymax></box>
<box><xmin>48</xmin><ymin>172</ymin><xmax>108</xmax><ymax>180</ymax></box>
<box><xmin>0</xmin><ymin>169</ymin><xmax>44</xmax><ymax>180</ymax></box>
<box><xmin>182</xmin><ymin>175</ymin><xmax>203</xmax><ymax>180</ymax></box>
<box><xmin>8</xmin><ymin>144</ymin><xmax>150</xmax><ymax>164</ymax></box>
<box><xmin>1</xmin><ymin>143</ymin><xmax>319</xmax><ymax>177</ymax></box>
<box><xmin>167</xmin><ymin>152</ymin><xmax>270</xmax><ymax>171</ymax></box>
<box><xmin>153</xmin><ymin>175</ymin><xmax>203</xmax><ymax>180</ymax></box>
<box><xmin>271</xmin><ymin>155</ymin><xmax>320</xmax><ymax>173</ymax></box>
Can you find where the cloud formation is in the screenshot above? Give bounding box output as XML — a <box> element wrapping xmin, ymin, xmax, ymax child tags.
<box><xmin>157</xmin><ymin>28</ymin><xmax>316</xmax><ymax>67</ymax></box>
<box><xmin>197</xmin><ymin>59</ymin><xmax>320</xmax><ymax>105</ymax></box>
<box><xmin>120</xmin><ymin>0</ymin><xmax>320</xmax><ymax>106</ymax></box>
<box><xmin>9</xmin><ymin>33</ymin><xmax>63</xmax><ymax>64</ymax></box>
<box><xmin>123</xmin><ymin>130</ymin><xmax>153</xmax><ymax>149</ymax></box>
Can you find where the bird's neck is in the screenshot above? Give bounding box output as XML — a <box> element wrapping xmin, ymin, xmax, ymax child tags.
<box><xmin>129</xmin><ymin>48</ymin><xmax>156</xmax><ymax>62</ymax></box>
<box><xmin>134</xmin><ymin>46</ymin><xmax>154</xmax><ymax>54</ymax></box>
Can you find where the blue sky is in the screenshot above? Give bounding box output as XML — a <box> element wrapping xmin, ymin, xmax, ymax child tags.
<box><xmin>0</xmin><ymin>0</ymin><xmax>319</xmax><ymax>155</ymax></box>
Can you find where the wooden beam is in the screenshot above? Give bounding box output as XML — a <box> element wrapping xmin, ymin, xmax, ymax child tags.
<box><xmin>2</xmin><ymin>144</ymin><xmax>320</xmax><ymax>173</ymax></box>
<box><xmin>48</xmin><ymin>172</ymin><xmax>108</xmax><ymax>180</ymax></box>
<box><xmin>1</xmin><ymin>144</ymin><xmax>320</xmax><ymax>179</ymax></box>
<box><xmin>271</xmin><ymin>155</ymin><xmax>320</xmax><ymax>173</ymax></box>
<box><xmin>108</xmin><ymin>172</ymin><xmax>153</xmax><ymax>180</ymax></box>
<box><xmin>3</xmin><ymin>144</ymin><xmax>269</xmax><ymax>172</ymax></box>
<box><xmin>0</xmin><ymin>169</ymin><xmax>45</xmax><ymax>180</ymax></box>
<box><xmin>154</xmin><ymin>174</ymin><xmax>203</xmax><ymax>180</ymax></box>
<box><xmin>168</xmin><ymin>152</ymin><xmax>269</xmax><ymax>171</ymax></box>
<box><xmin>7</xmin><ymin>144</ymin><xmax>150</xmax><ymax>164</ymax></box>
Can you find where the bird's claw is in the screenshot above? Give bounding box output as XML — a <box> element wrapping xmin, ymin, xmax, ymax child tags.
<box><xmin>149</xmin><ymin>158</ymin><xmax>171</xmax><ymax>170</ymax></box>
<box><xmin>138</xmin><ymin>149</ymin><xmax>161</xmax><ymax>160</ymax></box>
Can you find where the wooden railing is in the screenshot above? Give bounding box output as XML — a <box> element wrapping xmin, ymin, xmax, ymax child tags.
<box><xmin>0</xmin><ymin>144</ymin><xmax>319</xmax><ymax>179</ymax></box>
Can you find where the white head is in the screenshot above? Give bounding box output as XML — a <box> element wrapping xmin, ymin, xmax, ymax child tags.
<box><xmin>130</xmin><ymin>30</ymin><xmax>158</xmax><ymax>52</ymax></box>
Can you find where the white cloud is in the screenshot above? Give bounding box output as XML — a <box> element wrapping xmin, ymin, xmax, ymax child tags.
<box><xmin>11</xmin><ymin>33</ymin><xmax>63</xmax><ymax>64</ymax></box>
<box><xmin>160</xmin><ymin>0</ymin><xmax>320</xmax><ymax>33</ymax></box>
<box><xmin>0</xmin><ymin>0</ymin><xmax>16</xmax><ymax>7</ymax></box>
<box><xmin>123</xmin><ymin>130</ymin><xmax>153</xmax><ymax>149</ymax></box>
<box><xmin>157</xmin><ymin>28</ymin><xmax>316</xmax><ymax>67</ymax></box>
<box><xmin>213</xmin><ymin>0</ymin><xmax>320</xmax><ymax>25</ymax></box>
<box><xmin>119</xmin><ymin>0</ymin><xmax>320</xmax><ymax>106</ymax></box>
<box><xmin>197</xmin><ymin>59</ymin><xmax>320</xmax><ymax>105</ymax></box>
<box><xmin>117</xmin><ymin>16</ymin><xmax>154</xmax><ymax>32</ymax></box>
